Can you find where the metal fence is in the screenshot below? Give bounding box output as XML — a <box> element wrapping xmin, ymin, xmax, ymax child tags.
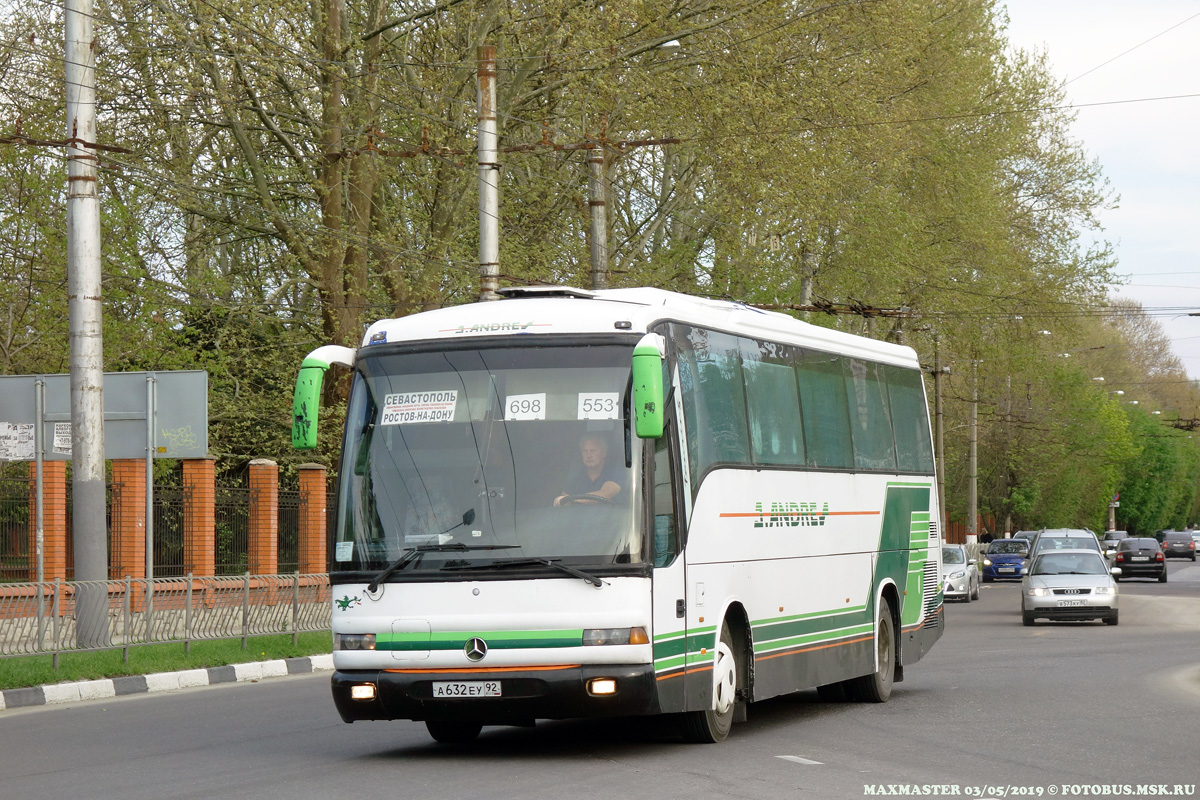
<box><xmin>0</xmin><ymin>478</ymin><xmax>28</xmax><ymax>582</ymax></box>
<box><xmin>0</xmin><ymin>472</ymin><xmax>335</xmax><ymax>581</ymax></box>
<box><xmin>0</xmin><ymin>573</ymin><xmax>331</xmax><ymax>659</ymax></box>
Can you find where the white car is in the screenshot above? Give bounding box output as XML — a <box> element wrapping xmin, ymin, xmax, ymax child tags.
<box><xmin>1021</xmin><ymin>549</ymin><xmax>1119</xmax><ymax>626</ymax></box>
<box><xmin>942</xmin><ymin>544</ymin><xmax>980</xmax><ymax>602</ymax></box>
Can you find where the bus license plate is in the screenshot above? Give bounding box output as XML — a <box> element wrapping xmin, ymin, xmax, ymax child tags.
<box><xmin>433</xmin><ymin>681</ymin><xmax>501</xmax><ymax>698</ymax></box>
<box><xmin>1057</xmin><ymin>600</ymin><xmax>1085</xmax><ymax>607</ymax></box>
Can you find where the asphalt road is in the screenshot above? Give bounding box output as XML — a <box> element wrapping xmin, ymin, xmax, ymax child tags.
<box><xmin>3</xmin><ymin>561</ymin><xmax>1198</xmax><ymax>800</ymax></box>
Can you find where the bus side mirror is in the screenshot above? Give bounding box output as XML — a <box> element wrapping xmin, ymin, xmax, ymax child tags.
<box><xmin>292</xmin><ymin>345</ymin><xmax>357</xmax><ymax>450</ymax></box>
<box><xmin>632</xmin><ymin>333</ymin><xmax>666</xmax><ymax>439</ymax></box>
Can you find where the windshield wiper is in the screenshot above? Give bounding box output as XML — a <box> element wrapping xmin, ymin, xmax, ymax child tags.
<box><xmin>367</xmin><ymin>509</ymin><xmax>513</xmax><ymax>591</ymax></box>
<box><xmin>442</xmin><ymin>557</ymin><xmax>604</xmax><ymax>588</ymax></box>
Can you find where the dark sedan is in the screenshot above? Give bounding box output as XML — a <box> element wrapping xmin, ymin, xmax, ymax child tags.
<box><xmin>981</xmin><ymin>538</ymin><xmax>1029</xmax><ymax>581</ymax></box>
<box><xmin>1111</xmin><ymin>538</ymin><xmax>1166</xmax><ymax>582</ymax></box>
<box><xmin>1162</xmin><ymin>531</ymin><xmax>1197</xmax><ymax>561</ymax></box>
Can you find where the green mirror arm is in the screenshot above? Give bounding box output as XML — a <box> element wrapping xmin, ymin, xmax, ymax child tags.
<box><xmin>292</xmin><ymin>345</ymin><xmax>356</xmax><ymax>450</ymax></box>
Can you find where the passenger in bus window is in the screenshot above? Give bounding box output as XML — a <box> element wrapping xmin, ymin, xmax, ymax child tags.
<box><xmin>553</xmin><ymin>432</ymin><xmax>624</xmax><ymax>505</ymax></box>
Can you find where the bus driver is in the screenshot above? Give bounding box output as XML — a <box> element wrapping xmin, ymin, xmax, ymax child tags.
<box><xmin>553</xmin><ymin>432</ymin><xmax>624</xmax><ymax>506</ymax></box>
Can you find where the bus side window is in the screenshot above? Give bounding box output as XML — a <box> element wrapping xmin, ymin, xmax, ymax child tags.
<box><xmin>653</xmin><ymin>425</ymin><xmax>679</xmax><ymax>567</ymax></box>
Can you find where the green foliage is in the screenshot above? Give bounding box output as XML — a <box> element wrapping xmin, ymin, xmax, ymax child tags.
<box><xmin>2</xmin><ymin>0</ymin><xmax>1198</xmax><ymax>529</ymax></box>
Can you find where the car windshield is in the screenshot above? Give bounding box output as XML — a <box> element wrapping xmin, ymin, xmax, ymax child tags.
<box><xmin>1119</xmin><ymin>540</ymin><xmax>1157</xmax><ymax>551</ymax></box>
<box><xmin>988</xmin><ymin>540</ymin><xmax>1027</xmax><ymax>554</ymax></box>
<box><xmin>942</xmin><ymin>547</ymin><xmax>965</xmax><ymax>564</ymax></box>
<box><xmin>332</xmin><ymin>342</ymin><xmax>644</xmax><ymax>574</ymax></box>
<box><xmin>1032</xmin><ymin>553</ymin><xmax>1107</xmax><ymax>575</ymax></box>
<box><xmin>1035</xmin><ymin>536</ymin><xmax>1097</xmax><ymax>553</ymax></box>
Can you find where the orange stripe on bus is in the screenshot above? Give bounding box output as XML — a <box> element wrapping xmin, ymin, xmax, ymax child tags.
<box><xmin>755</xmin><ymin>634</ymin><xmax>873</xmax><ymax>662</ymax></box>
<box><xmin>655</xmin><ymin>664</ymin><xmax>714</xmax><ymax>682</ymax></box>
<box><xmin>717</xmin><ymin>511</ymin><xmax>881</xmax><ymax>518</ymax></box>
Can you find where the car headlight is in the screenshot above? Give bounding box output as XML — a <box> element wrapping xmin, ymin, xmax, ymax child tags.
<box><xmin>950</xmin><ymin>570</ymin><xmax>966</xmax><ymax>579</ymax></box>
<box><xmin>983</xmin><ymin>558</ymin><xmax>993</xmax><ymax>566</ymax></box>
<box><xmin>1093</xmin><ymin>586</ymin><xmax>1116</xmax><ymax>595</ymax></box>
<box><xmin>1026</xmin><ymin>587</ymin><xmax>1047</xmax><ymax>597</ymax></box>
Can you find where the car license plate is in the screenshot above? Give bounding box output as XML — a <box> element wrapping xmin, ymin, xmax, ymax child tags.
<box><xmin>1057</xmin><ymin>600</ymin><xmax>1085</xmax><ymax>607</ymax></box>
<box><xmin>432</xmin><ymin>681</ymin><xmax>501</xmax><ymax>698</ymax></box>
<box><xmin>999</xmin><ymin>567</ymin><xmax>1015</xmax><ymax>573</ymax></box>
<box><xmin>1132</xmin><ymin>556</ymin><xmax>1149</xmax><ymax>561</ymax></box>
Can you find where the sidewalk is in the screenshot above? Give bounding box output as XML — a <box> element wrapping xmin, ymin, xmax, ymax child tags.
<box><xmin>0</xmin><ymin>653</ymin><xmax>334</xmax><ymax>711</ymax></box>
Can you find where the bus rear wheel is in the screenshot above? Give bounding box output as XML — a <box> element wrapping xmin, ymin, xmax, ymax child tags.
<box><xmin>425</xmin><ymin>720</ymin><xmax>482</xmax><ymax>744</ymax></box>
<box><xmin>681</xmin><ymin>623</ymin><xmax>737</xmax><ymax>743</ymax></box>
<box><xmin>848</xmin><ymin>599</ymin><xmax>895</xmax><ymax>703</ymax></box>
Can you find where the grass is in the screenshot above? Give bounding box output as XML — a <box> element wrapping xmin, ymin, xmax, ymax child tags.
<box><xmin>0</xmin><ymin>632</ymin><xmax>333</xmax><ymax>691</ymax></box>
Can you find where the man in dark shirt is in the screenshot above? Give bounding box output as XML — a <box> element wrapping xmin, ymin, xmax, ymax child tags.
<box><xmin>554</xmin><ymin>432</ymin><xmax>624</xmax><ymax>506</ymax></box>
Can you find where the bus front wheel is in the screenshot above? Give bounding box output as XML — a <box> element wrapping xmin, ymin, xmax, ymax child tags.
<box><xmin>680</xmin><ymin>623</ymin><xmax>737</xmax><ymax>743</ymax></box>
<box><xmin>425</xmin><ymin>720</ymin><xmax>482</xmax><ymax>744</ymax></box>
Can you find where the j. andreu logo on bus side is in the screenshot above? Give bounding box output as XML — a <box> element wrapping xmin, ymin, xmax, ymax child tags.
<box><xmin>448</xmin><ymin>321</ymin><xmax>541</xmax><ymax>334</ymax></box>
<box><xmin>754</xmin><ymin>501</ymin><xmax>829</xmax><ymax>528</ymax></box>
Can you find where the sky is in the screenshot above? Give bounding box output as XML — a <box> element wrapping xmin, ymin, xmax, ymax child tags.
<box><xmin>1001</xmin><ymin>0</ymin><xmax>1200</xmax><ymax>380</ymax></box>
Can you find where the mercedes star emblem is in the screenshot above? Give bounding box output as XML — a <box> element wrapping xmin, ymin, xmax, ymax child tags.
<box><xmin>465</xmin><ymin>637</ymin><xmax>488</xmax><ymax>662</ymax></box>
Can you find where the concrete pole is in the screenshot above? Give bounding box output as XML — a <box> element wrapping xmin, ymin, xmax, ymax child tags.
<box><xmin>967</xmin><ymin>361</ymin><xmax>978</xmax><ymax>544</ymax></box>
<box><xmin>933</xmin><ymin>336</ymin><xmax>945</xmax><ymax>535</ymax></box>
<box><xmin>477</xmin><ymin>45</ymin><xmax>500</xmax><ymax>301</ymax></box>
<box><xmin>66</xmin><ymin>0</ymin><xmax>109</xmax><ymax>646</ymax></box>
<box><xmin>588</xmin><ymin>145</ymin><xmax>608</xmax><ymax>290</ymax></box>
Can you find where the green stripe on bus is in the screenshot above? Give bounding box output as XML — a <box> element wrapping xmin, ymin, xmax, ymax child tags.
<box><xmin>753</xmin><ymin>624</ymin><xmax>874</xmax><ymax>654</ymax></box>
<box><xmin>752</xmin><ymin>607</ymin><xmax>872</xmax><ymax>643</ymax></box>
<box><xmin>376</xmin><ymin>629</ymin><xmax>584</xmax><ymax>652</ymax></box>
<box><xmin>750</xmin><ymin>604</ymin><xmax>867</xmax><ymax>627</ymax></box>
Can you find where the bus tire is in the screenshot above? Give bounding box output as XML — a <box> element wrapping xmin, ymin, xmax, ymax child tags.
<box><xmin>848</xmin><ymin>599</ymin><xmax>895</xmax><ymax>703</ymax></box>
<box><xmin>680</xmin><ymin>623</ymin><xmax>737</xmax><ymax>743</ymax></box>
<box><xmin>425</xmin><ymin>720</ymin><xmax>482</xmax><ymax>744</ymax></box>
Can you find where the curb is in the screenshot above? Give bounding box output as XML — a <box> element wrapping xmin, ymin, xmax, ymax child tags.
<box><xmin>0</xmin><ymin>653</ymin><xmax>334</xmax><ymax>712</ymax></box>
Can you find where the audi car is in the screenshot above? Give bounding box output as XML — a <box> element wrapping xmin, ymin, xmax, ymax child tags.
<box><xmin>1021</xmin><ymin>549</ymin><xmax>1120</xmax><ymax>626</ymax></box>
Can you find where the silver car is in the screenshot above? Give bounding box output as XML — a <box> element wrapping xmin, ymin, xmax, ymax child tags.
<box><xmin>942</xmin><ymin>544</ymin><xmax>980</xmax><ymax>602</ymax></box>
<box><xmin>1021</xmin><ymin>549</ymin><xmax>1120</xmax><ymax>626</ymax></box>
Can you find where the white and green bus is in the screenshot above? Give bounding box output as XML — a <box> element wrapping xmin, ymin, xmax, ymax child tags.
<box><xmin>293</xmin><ymin>286</ymin><xmax>943</xmax><ymax>743</ymax></box>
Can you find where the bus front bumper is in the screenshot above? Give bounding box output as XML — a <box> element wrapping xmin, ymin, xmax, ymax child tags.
<box><xmin>331</xmin><ymin>665</ymin><xmax>660</xmax><ymax>724</ymax></box>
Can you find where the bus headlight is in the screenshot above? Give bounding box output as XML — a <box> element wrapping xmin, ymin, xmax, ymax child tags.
<box><xmin>583</xmin><ymin>627</ymin><xmax>649</xmax><ymax>646</ymax></box>
<box><xmin>335</xmin><ymin>633</ymin><xmax>377</xmax><ymax>651</ymax></box>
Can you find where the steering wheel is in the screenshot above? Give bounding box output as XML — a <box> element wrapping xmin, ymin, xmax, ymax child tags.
<box><xmin>556</xmin><ymin>493</ymin><xmax>616</xmax><ymax>506</ymax></box>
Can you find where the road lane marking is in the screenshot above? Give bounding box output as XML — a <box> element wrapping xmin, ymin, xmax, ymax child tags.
<box><xmin>777</xmin><ymin>755</ymin><xmax>824</xmax><ymax>765</ymax></box>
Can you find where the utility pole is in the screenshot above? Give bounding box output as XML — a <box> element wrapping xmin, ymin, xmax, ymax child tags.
<box><xmin>65</xmin><ymin>0</ymin><xmax>109</xmax><ymax>647</ymax></box>
<box><xmin>933</xmin><ymin>336</ymin><xmax>946</xmax><ymax>534</ymax></box>
<box><xmin>587</xmin><ymin>141</ymin><xmax>608</xmax><ymax>290</ymax></box>
<box><xmin>967</xmin><ymin>361</ymin><xmax>978</xmax><ymax>545</ymax></box>
<box><xmin>477</xmin><ymin>44</ymin><xmax>500</xmax><ymax>301</ymax></box>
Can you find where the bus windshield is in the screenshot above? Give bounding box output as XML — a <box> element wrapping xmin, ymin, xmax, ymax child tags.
<box><xmin>333</xmin><ymin>342</ymin><xmax>643</xmax><ymax>575</ymax></box>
